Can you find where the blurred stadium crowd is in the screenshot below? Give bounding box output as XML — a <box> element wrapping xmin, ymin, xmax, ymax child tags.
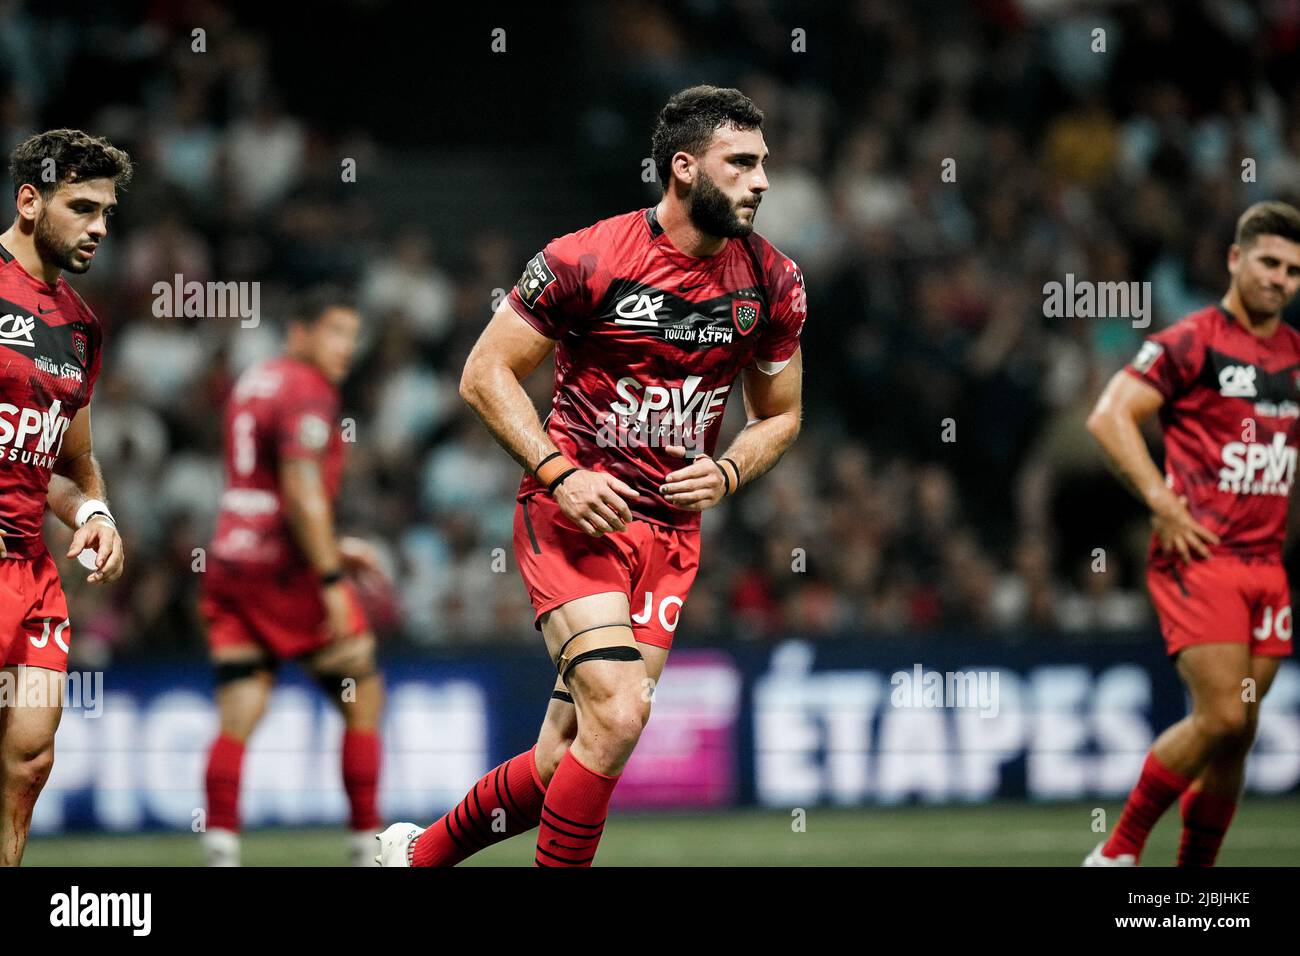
<box><xmin>4</xmin><ymin>0</ymin><xmax>1300</xmax><ymax>661</ymax></box>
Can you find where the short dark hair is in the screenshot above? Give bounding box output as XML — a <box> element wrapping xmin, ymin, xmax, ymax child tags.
<box><xmin>651</xmin><ymin>85</ymin><xmax>764</xmax><ymax>191</ymax></box>
<box><xmin>290</xmin><ymin>284</ymin><xmax>356</xmax><ymax>326</ymax></box>
<box><xmin>9</xmin><ymin>128</ymin><xmax>133</xmax><ymax>200</ymax></box>
<box><xmin>1235</xmin><ymin>200</ymin><xmax>1300</xmax><ymax>249</ymax></box>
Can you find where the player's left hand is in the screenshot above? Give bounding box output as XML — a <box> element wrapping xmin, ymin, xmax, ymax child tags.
<box><xmin>67</xmin><ymin>516</ymin><xmax>124</xmax><ymax>584</ymax></box>
<box><xmin>660</xmin><ymin>446</ymin><xmax>730</xmax><ymax>511</ymax></box>
<box><xmin>338</xmin><ymin>536</ymin><xmax>389</xmax><ymax>588</ymax></box>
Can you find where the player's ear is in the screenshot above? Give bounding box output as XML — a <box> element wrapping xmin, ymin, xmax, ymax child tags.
<box><xmin>15</xmin><ymin>183</ymin><xmax>42</xmax><ymax>222</ymax></box>
<box><xmin>671</xmin><ymin>151</ymin><xmax>694</xmax><ymax>187</ymax></box>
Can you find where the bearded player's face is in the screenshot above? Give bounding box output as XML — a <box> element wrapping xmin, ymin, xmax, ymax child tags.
<box><xmin>685</xmin><ymin>125</ymin><xmax>769</xmax><ymax>239</ymax></box>
<box><xmin>1231</xmin><ymin>234</ymin><xmax>1300</xmax><ymax>319</ymax></box>
<box><xmin>34</xmin><ymin>179</ymin><xmax>117</xmax><ymax>275</ymax></box>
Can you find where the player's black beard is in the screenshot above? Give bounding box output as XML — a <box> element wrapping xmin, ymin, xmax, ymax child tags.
<box><xmin>687</xmin><ymin>171</ymin><xmax>756</xmax><ymax>240</ymax></box>
<box><xmin>34</xmin><ymin>214</ymin><xmax>89</xmax><ymax>274</ymax></box>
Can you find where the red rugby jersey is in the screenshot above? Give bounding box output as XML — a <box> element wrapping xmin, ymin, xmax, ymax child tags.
<box><xmin>0</xmin><ymin>242</ymin><xmax>103</xmax><ymax>554</ymax></box>
<box><xmin>207</xmin><ymin>356</ymin><xmax>345</xmax><ymax>575</ymax></box>
<box><xmin>1124</xmin><ymin>303</ymin><xmax>1300</xmax><ymax>564</ymax></box>
<box><xmin>507</xmin><ymin>206</ymin><xmax>806</xmax><ymax>530</ymax></box>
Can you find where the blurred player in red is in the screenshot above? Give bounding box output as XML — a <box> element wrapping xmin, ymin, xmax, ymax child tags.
<box><xmin>1085</xmin><ymin>201</ymin><xmax>1300</xmax><ymax>866</ymax></box>
<box><xmin>0</xmin><ymin>129</ymin><xmax>130</xmax><ymax>866</ymax></box>
<box><xmin>199</xmin><ymin>287</ymin><xmax>388</xmax><ymax>866</ymax></box>
<box><xmin>378</xmin><ymin>85</ymin><xmax>806</xmax><ymax>866</ymax></box>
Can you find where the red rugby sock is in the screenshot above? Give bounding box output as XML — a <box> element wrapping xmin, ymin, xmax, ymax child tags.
<box><xmin>411</xmin><ymin>748</ymin><xmax>547</xmax><ymax>867</ymax></box>
<box><xmin>1103</xmin><ymin>751</ymin><xmax>1193</xmax><ymax>861</ymax></box>
<box><xmin>1177</xmin><ymin>789</ymin><xmax>1237</xmax><ymax>867</ymax></box>
<box><xmin>204</xmin><ymin>734</ymin><xmax>245</xmax><ymax>832</ymax></box>
<box><xmin>342</xmin><ymin>729</ymin><xmax>382</xmax><ymax>832</ymax></box>
<box><xmin>535</xmin><ymin>750</ymin><xmax>619</xmax><ymax>867</ymax></box>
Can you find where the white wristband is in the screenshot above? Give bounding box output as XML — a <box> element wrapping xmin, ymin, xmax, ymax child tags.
<box><xmin>75</xmin><ymin>499</ymin><xmax>115</xmax><ymax>529</ymax></box>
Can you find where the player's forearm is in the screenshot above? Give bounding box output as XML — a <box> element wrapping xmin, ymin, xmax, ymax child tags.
<box><xmin>48</xmin><ymin>452</ymin><xmax>108</xmax><ymax>530</ymax></box>
<box><xmin>1086</xmin><ymin>411</ymin><xmax>1170</xmax><ymax>510</ymax></box>
<box><xmin>716</xmin><ymin>409</ymin><xmax>801</xmax><ymax>491</ymax></box>
<box><xmin>280</xmin><ymin>459</ymin><xmax>342</xmax><ymax>574</ymax></box>
<box><xmin>460</xmin><ymin>363</ymin><xmax>560</xmax><ymax>474</ymax></box>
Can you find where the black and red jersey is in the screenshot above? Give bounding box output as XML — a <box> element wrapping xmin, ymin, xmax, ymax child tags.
<box><xmin>0</xmin><ymin>242</ymin><xmax>103</xmax><ymax>553</ymax></box>
<box><xmin>507</xmin><ymin>206</ymin><xmax>806</xmax><ymax>529</ymax></box>
<box><xmin>1125</xmin><ymin>303</ymin><xmax>1300</xmax><ymax>564</ymax></box>
<box><xmin>207</xmin><ymin>356</ymin><xmax>345</xmax><ymax>575</ymax></box>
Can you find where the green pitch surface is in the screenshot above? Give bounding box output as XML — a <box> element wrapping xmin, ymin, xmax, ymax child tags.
<box><xmin>24</xmin><ymin>798</ymin><xmax>1300</xmax><ymax>866</ymax></box>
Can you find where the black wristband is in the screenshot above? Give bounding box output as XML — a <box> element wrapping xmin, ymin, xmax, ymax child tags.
<box><xmin>320</xmin><ymin>569</ymin><xmax>344</xmax><ymax>587</ymax></box>
<box><xmin>710</xmin><ymin>458</ymin><xmax>731</xmax><ymax>497</ymax></box>
<box><xmin>547</xmin><ymin>467</ymin><xmax>578</xmax><ymax>495</ymax></box>
<box><xmin>533</xmin><ymin>451</ymin><xmax>563</xmax><ymax>476</ymax></box>
<box><xmin>721</xmin><ymin>457</ymin><xmax>741</xmax><ymax>490</ymax></box>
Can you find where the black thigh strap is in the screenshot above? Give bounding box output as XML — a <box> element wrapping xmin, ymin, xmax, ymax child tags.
<box><xmin>561</xmin><ymin>645</ymin><xmax>643</xmax><ymax>684</ymax></box>
<box><xmin>214</xmin><ymin>659</ymin><xmax>275</xmax><ymax>685</ymax></box>
<box><xmin>557</xmin><ymin>623</ymin><xmax>633</xmax><ymax>661</ymax></box>
<box><xmin>314</xmin><ymin>669</ymin><xmax>378</xmax><ymax>697</ymax></box>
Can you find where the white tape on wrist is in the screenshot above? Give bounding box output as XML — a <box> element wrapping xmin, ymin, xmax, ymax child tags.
<box><xmin>75</xmin><ymin>499</ymin><xmax>115</xmax><ymax>529</ymax></box>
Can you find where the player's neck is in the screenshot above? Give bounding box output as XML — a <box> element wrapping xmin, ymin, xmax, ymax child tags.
<box><xmin>654</xmin><ymin>198</ymin><xmax>728</xmax><ymax>258</ymax></box>
<box><xmin>0</xmin><ymin>223</ymin><xmax>61</xmax><ymax>286</ymax></box>
<box><xmin>1221</xmin><ymin>289</ymin><xmax>1281</xmax><ymax>338</ymax></box>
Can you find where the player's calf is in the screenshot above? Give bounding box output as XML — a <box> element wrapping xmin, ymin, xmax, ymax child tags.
<box><xmin>305</xmin><ymin>637</ymin><xmax>385</xmax><ymax>863</ymax></box>
<box><xmin>0</xmin><ymin>744</ymin><xmax>54</xmax><ymax>866</ymax></box>
<box><xmin>201</xmin><ymin>656</ymin><xmax>273</xmax><ymax>865</ymax></box>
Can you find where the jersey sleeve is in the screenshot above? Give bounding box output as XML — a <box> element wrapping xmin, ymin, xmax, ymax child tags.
<box><xmin>506</xmin><ymin>232</ymin><xmax>593</xmax><ymax>339</ymax></box>
<box><xmin>753</xmin><ymin>254</ymin><xmax>806</xmax><ymax>374</ymax></box>
<box><xmin>276</xmin><ymin>384</ymin><xmax>337</xmax><ymax>460</ymax></box>
<box><xmin>1124</xmin><ymin>317</ymin><xmax>1206</xmax><ymax>401</ymax></box>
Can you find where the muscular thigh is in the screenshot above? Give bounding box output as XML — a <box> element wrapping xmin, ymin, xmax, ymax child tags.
<box><xmin>1176</xmin><ymin>643</ymin><xmax>1252</xmax><ymax>713</ymax></box>
<box><xmin>0</xmin><ymin>666</ymin><xmax>64</xmax><ymax>760</ymax></box>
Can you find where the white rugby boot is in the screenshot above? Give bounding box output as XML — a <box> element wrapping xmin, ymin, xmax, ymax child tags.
<box><xmin>374</xmin><ymin>822</ymin><xmax>424</xmax><ymax>867</ymax></box>
<box><xmin>1083</xmin><ymin>841</ymin><xmax>1136</xmax><ymax>866</ymax></box>
<box><xmin>201</xmin><ymin>827</ymin><xmax>241</xmax><ymax>867</ymax></box>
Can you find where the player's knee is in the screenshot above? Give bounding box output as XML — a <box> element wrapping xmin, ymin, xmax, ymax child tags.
<box><xmin>585</xmin><ymin>692</ymin><xmax>650</xmax><ymax>748</ymax></box>
<box><xmin>3</xmin><ymin>747</ymin><xmax>54</xmax><ymax>794</ymax></box>
<box><xmin>1224</xmin><ymin>710</ymin><xmax>1261</xmax><ymax>756</ymax></box>
<box><xmin>1194</xmin><ymin>705</ymin><xmax>1250</xmax><ymax>746</ymax></box>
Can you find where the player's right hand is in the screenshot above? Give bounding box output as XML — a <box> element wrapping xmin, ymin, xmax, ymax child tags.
<box><xmin>322</xmin><ymin>581</ymin><xmax>355</xmax><ymax>642</ymax></box>
<box><xmin>1151</xmin><ymin>493</ymin><xmax>1221</xmax><ymax>563</ymax></box>
<box><xmin>553</xmin><ymin>470</ymin><xmax>640</xmax><ymax>536</ymax></box>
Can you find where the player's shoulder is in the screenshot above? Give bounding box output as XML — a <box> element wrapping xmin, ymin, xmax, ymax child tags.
<box><xmin>277</xmin><ymin>356</ymin><xmax>336</xmax><ymax>397</ymax></box>
<box><xmin>545</xmin><ymin>208</ymin><xmax>648</xmax><ymax>257</ymax></box>
<box><xmin>1272</xmin><ymin>315</ymin><xmax>1300</xmax><ymax>354</ymax></box>
<box><xmin>0</xmin><ymin>253</ymin><xmax>27</xmax><ymax>294</ymax></box>
<box><xmin>55</xmin><ymin>277</ymin><xmax>99</xmax><ymax>327</ymax></box>
<box><xmin>744</xmin><ymin>229</ymin><xmax>799</xmax><ymax>271</ymax></box>
<box><xmin>233</xmin><ymin>356</ymin><xmax>331</xmax><ymax>406</ymax></box>
<box><xmin>743</xmin><ymin>230</ymin><xmax>804</xmax><ymax>292</ymax></box>
<box><xmin>1151</xmin><ymin>303</ymin><xmax>1221</xmax><ymax>344</ymax></box>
